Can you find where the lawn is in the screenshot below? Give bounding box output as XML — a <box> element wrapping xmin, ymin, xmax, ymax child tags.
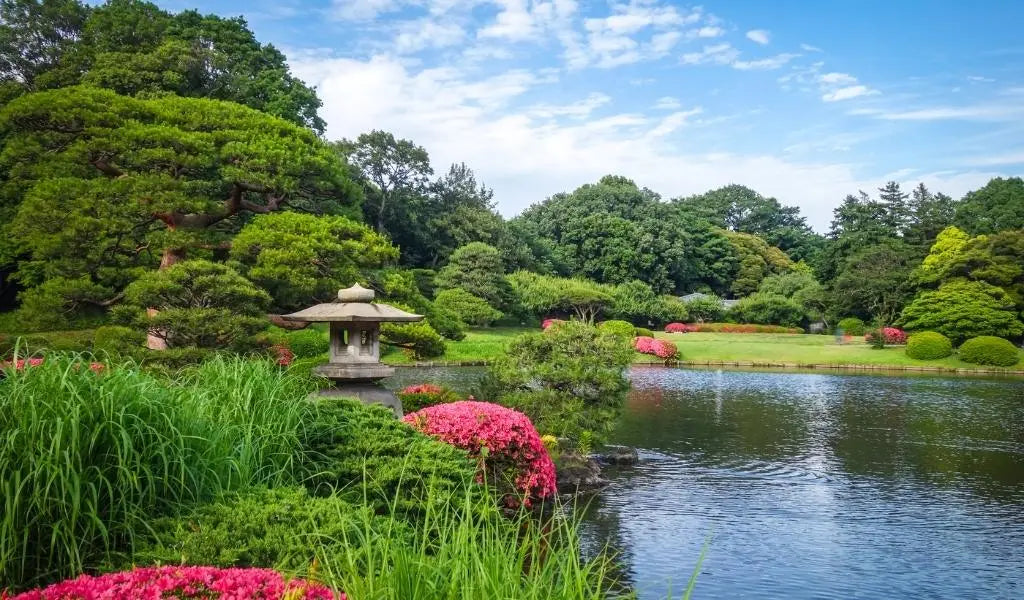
<box><xmin>383</xmin><ymin>327</ymin><xmax>1023</xmax><ymax>371</ymax></box>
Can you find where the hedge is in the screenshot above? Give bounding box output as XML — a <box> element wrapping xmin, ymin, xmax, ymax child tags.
<box><xmin>837</xmin><ymin>317</ymin><xmax>866</xmax><ymax>336</ymax></box>
<box><xmin>905</xmin><ymin>331</ymin><xmax>953</xmax><ymax>360</ymax></box>
<box><xmin>958</xmin><ymin>336</ymin><xmax>1020</xmax><ymax>367</ymax></box>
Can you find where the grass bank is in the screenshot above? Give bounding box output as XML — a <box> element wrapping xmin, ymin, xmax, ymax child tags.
<box><xmin>383</xmin><ymin>327</ymin><xmax>1024</xmax><ymax>372</ymax></box>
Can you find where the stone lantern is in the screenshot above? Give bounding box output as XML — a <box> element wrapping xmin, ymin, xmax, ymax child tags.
<box><xmin>281</xmin><ymin>283</ymin><xmax>422</xmax><ymax>417</ymax></box>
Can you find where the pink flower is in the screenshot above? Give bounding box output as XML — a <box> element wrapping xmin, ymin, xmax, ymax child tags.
<box><xmin>541</xmin><ymin>318</ymin><xmax>565</xmax><ymax>330</ymax></box>
<box><xmin>401</xmin><ymin>383</ymin><xmax>444</xmax><ymax>395</ymax></box>
<box><xmin>5</xmin><ymin>566</ymin><xmax>343</xmax><ymax>599</ymax></box>
<box><xmin>664</xmin><ymin>323</ymin><xmax>688</xmax><ymax>333</ymax></box>
<box><xmin>633</xmin><ymin>336</ymin><xmax>678</xmax><ymax>359</ymax></box>
<box><xmin>403</xmin><ymin>401</ymin><xmax>557</xmax><ymax>504</ymax></box>
<box><xmin>865</xmin><ymin>327</ymin><xmax>907</xmax><ymax>345</ymax></box>
<box><xmin>1</xmin><ymin>357</ymin><xmax>44</xmax><ymax>371</ymax></box>
<box><xmin>271</xmin><ymin>344</ymin><xmax>294</xmax><ymax>366</ymax></box>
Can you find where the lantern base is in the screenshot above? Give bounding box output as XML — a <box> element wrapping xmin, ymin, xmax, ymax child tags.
<box><xmin>313</xmin><ymin>363</ymin><xmax>395</xmax><ymax>381</ymax></box>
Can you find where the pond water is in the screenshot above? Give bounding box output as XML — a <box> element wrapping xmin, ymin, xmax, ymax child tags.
<box><xmin>391</xmin><ymin>367</ymin><xmax>1024</xmax><ymax>599</ymax></box>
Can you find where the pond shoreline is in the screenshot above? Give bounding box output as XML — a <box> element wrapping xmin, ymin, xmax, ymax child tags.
<box><xmin>394</xmin><ymin>359</ymin><xmax>1024</xmax><ymax>377</ymax></box>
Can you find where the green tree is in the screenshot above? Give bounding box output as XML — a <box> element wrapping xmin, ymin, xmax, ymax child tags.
<box><xmin>230</xmin><ymin>212</ymin><xmax>398</xmax><ymax>312</ymax></box>
<box><xmin>608</xmin><ymin>280</ymin><xmax>688</xmax><ymax>325</ymax></box>
<box><xmin>433</xmin><ymin>288</ymin><xmax>502</xmax><ymax>327</ymax></box>
<box><xmin>899</xmin><ymin>280</ymin><xmax>1024</xmax><ymax>344</ymax></box>
<box><xmin>434</xmin><ymin>242</ymin><xmax>511</xmax><ymax>310</ymax></box>
<box><xmin>830</xmin><ymin>242</ymin><xmax>915</xmax><ymax>325</ymax></box>
<box><xmin>758</xmin><ymin>271</ymin><xmax>828</xmax><ymax>326</ymax></box>
<box><xmin>724</xmin><ymin>230</ymin><xmax>794</xmax><ymax>297</ymax></box>
<box><xmin>955</xmin><ymin>177</ymin><xmax>1024</xmax><ymax>234</ymax></box>
<box><xmin>0</xmin><ymin>0</ymin><xmax>88</xmax><ymax>91</ymax></box>
<box><xmin>341</xmin><ymin>130</ymin><xmax>433</xmax><ymax>235</ymax></box>
<box><xmin>418</xmin><ymin>163</ymin><xmax>502</xmax><ymax>267</ymax></box>
<box><xmin>113</xmin><ymin>260</ymin><xmax>269</xmax><ymax>349</ymax></box>
<box><xmin>913</xmin><ymin>226</ymin><xmax>1024</xmax><ymax>310</ymax></box>
<box><xmin>877</xmin><ymin>180</ymin><xmax>911</xmax><ymax>235</ymax></box>
<box><xmin>728</xmin><ymin>293</ymin><xmax>805</xmax><ymax>327</ymax></box>
<box><xmin>683</xmin><ymin>294</ymin><xmax>724</xmax><ymax>323</ymax></box>
<box><xmin>905</xmin><ymin>183</ymin><xmax>956</xmax><ymax>248</ymax></box>
<box><xmin>506</xmin><ymin>271</ymin><xmax>614</xmax><ymax>322</ymax></box>
<box><xmin>2</xmin><ymin>86</ymin><xmax>355</xmax><ymax>324</ymax></box>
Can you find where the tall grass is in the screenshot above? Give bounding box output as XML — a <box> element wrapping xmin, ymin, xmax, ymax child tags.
<box><xmin>0</xmin><ymin>354</ymin><xmax>311</xmax><ymax>587</ymax></box>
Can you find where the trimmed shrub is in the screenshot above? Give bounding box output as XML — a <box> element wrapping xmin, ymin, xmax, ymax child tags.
<box><xmin>905</xmin><ymin>331</ymin><xmax>953</xmax><ymax>360</ymax></box>
<box><xmin>865</xmin><ymin>327</ymin><xmax>907</xmax><ymax>345</ymax></box>
<box><xmin>286</xmin><ymin>328</ymin><xmax>329</xmax><ymax>358</ymax></box>
<box><xmin>958</xmin><ymin>336</ymin><xmax>1020</xmax><ymax>367</ymax></box>
<box><xmin>837</xmin><ymin>317</ymin><xmax>867</xmax><ymax>336</ymax></box>
<box><xmin>597</xmin><ymin>319</ymin><xmax>636</xmax><ymax>337</ymax></box>
<box><xmin>426</xmin><ymin>306</ymin><xmax>467</xmax><ymax>341</ymax></box>
<box><xmin>728</xmin><ymin>294</ymin><xmax>805</xmax><ymax>328</ymax></box>
<box><xmin>93</xmin><ymin>325</ymin><xmax>145</xmax><ymax>357</ymax></box>
<box><xmin>634</xmin><ymin>326</ymin><xmax>654</xmax><ymax>337</ymax></box>
<box><xmin>434</xmin><ymin>288</ymin><xmax>503</xmax><ymax>327</ymax></box>
<box><xmin>664</xmin><ymin>322</ymin><xmax>687</xmax><ymax>333</ymax></box>
<box><xmin>633</xmin><ymin>336</ymin><xmax>679</xmax><ymax>360</ymax></box>
<box><xmin>683</xmin><ymin>295</ymin><xmax>725</xmax><ymax>323</ymax></box>
<box><xmin>381</xmin><ymin>321</ymin><xmax>446</xmax><ymax>359</ymax></box>
<box><xmin>404</xmin><ymin>401</ymin><xmax>556</xmax><ymax>506</ymax></box>
<box><xmin>8</xmin><ymin>566</ymin><xmax>340</xmax><ymax>599</ymax></box>
<box><xmin>397</xmin><ymin>383</ymin><xmax>461</xmax><ymax>413</ymax></box>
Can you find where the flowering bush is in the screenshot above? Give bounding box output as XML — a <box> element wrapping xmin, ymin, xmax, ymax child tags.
<box><xmin>633</xmin><ymin>336</ymin><xmax>678</xmax><ymax>359</ymax></box>
<box><xmin>865</xmin><ymin>327</ymin><xmax>907</xmax><ymax>345</ymax></box>
<box><xmin>664</xmin><ymin>322</ymin><xmax>694</xmax><ymax>333</ymax></box>
<box><xmin>403</xmin><ymin>401</ymin><xmax>556</xmax><ymax>505</ymax></box>
<box><xmin>271</xmin><ymin>344</ymin><xmax>294</xmax><ymax>366</ymax></box>
<box><xmin>0</xmin><ymin>357</ymin><xmax>44</xmax><ymax>370</ymax></box>
<box><xmin>397</xmin><ymin>383</ymin><xmax>460</xmax><ymax>412</ymax></box>
<box><xmin>541</xmin><ymin>318</ymin><xmax>566</xmax><ymax>330</ymax></box>
<box><xmin>4</xmin><ymin>566</ymin><xmax>342</xmax><ymax>599</ymax></box>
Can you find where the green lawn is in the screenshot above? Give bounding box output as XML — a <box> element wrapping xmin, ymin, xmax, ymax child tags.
<box><xmin>383</xmin><ymin>327</ymin><xmax>1024</xmax><ymax>371</ymax></box>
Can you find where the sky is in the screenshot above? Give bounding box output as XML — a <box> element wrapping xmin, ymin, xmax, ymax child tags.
<box><xmin>154</xmin><ymin>0</ymin><xmax>1023</xmax><ymax>230</ymax></box>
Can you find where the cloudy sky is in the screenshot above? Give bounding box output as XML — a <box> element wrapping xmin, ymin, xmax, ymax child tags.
<box><xmin>157</xmin><ymin>0</ymin><xmax>1021</xmax><ymax>230</ymax></box>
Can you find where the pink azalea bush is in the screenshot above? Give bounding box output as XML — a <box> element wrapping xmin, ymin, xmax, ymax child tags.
<box><xmin>3</xmin><ymin>566</ymin><xmax>342</xmax><ymax>600</ymax></box>
<box><xmin>664</xmin><ymin>322</ymin><xmax>692</xmax><ymax>333</ymax></box>
<box><xmin>403</xmin><ymin>401</ymin><xmax>557</xmax><ymax>505</ymax></box>
<box><xmin>865</xmin><ymin>327</ymin><xmax>908</xmax><ymax>345</ymax></box>
<box><xmin>397</xmin><ymin>383</ymin><xmax>460</xmax><ymax>412</ymax></box>
<box><xmin>541</xmin><ymin>318</ymin><xmax>566</xmax><ymax>330</ymax></box>
<box><xmin>633</xmin><ymin>336</ymin><xmax>679</xmax><ymax>360</ymax></box>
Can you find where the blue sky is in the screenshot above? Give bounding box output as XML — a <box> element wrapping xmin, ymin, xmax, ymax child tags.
<box><xmin>153</xmin><ymin>1</ymin><xmax>1022</xmax><ymax>230</ymax></box>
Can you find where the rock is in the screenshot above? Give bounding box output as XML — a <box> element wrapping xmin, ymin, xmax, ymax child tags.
<box><xmin>597</xmin><ymin>445</ymin><xmax>639</xmax><ymax>466</ymax></box>
<box><xmin>555</xmin><ymin>451</ymin><xmax>607</xmax><ymax>494</ymax></box>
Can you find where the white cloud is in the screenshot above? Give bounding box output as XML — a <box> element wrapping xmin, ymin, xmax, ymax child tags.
<box><xmin>330</xmin><ymin>0</ymin><xmax>404</xmax><ymax>20</ymax></box>
<box><xmin>647</xmin><ymin>108</ymin><xmax>703</xmax><ymax>137</ymax></box>
<box><xmin>746</xmin><ymin>29</ymin><xmax>770</xmax><ymax>45</ymax></box>
<box><xmin>733</xmin><ymin>53</ymin><xmax>800</xmax><ymax>71</ymax></box>
<box><xmin>967</xmin><ymin>75</ymin><xmax>995</xmax><ymax>83</ymax></box>
<box><xmin>687</xmin><ymin>25</ymin><xmax>725</xmax><ymax>39</ymax></box>
<box><xmin>654</xmin><ymin>96</ymin><xmax>682</xmax><ymax>109</ymax></box>
<box><xmin>681</xmin><ymin>43</ymin><xmax>739</xmax><ymax>66</ymax></box>
<box><xmin>964</xmin><ymin>151</ymin><xmax>1024</xmax><ymax>166</ymax></box>
<box><xmin>800</xmin><ymin>43</ymin><xmax>822</xmax><ymax>52</ymax></box>
<box><xmin>819</xmin><ymin>72</ymin><xmax>857</xmax><ymax>85</ymax></box>
<box><xmin>527</xmin><ymin>92</ymin><xmax>611</xmax><ymax>119</ymax></box>
<box><xmin>822</xmin><ymin>85</ymin><xmax>879</xmax><ymax>102</ymax></box>
<box><xmin>861</xmin><ymin>104</ymin><xmax>1024</xmax><ymax>121</ymax></box>
<box><xmin>394</xmin><ymin>19</ymin><xmax>466</xmax><ymax>53</ymax></box>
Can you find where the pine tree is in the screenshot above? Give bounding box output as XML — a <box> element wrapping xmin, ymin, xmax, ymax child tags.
<box><xmin>878</xmin><ymin>181</ymin><xmax>911</xmax><ymax>235</ymax></box>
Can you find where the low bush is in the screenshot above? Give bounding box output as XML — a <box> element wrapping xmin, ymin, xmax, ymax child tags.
<box><xmin>683</xmin><ymin>295</ymin><xmax>725</xmax><ymax>322</ymax></box>
<box><xmin>837</xmin><ymin>317</ymin><xmax>866</xmax><ymax>336</ymax></box>
<box><xmin>426</xmin><ymin>306</ymin><xmax>468</xmax><ymax>341</ymax></box>
<box><xmin>397</xmin><ymin>383</ymin><xmax>462</xmax><ymax>413</ymax></box>
<box><xmin>633</xmin><ymin>336</ymin><xmax>678</xmax><ymax>360</ymax></box>
<box><xmin>541</xmin><ymin>318</ymin><xmax>565</xmax><ymax>330</ymax></box>
<box><xmin>727</xmin><ymin>293</ymin><xmax>805</xmax><ymax>328</ymax></box>
<box><xmin>404</xmin><ymin>401</ymin><xmax>556</xmax><ymax>506</ymax></box>
<box><xmin>684</xmin><ymin>322</ymin><xmax>803</xmax><ymax>334</ymax></box>
<box><xmin>597</xmin><ymin>319</ymin><xmax>636</xmax><ymax>337</ymax></box>
<box><xmin>0</xmin><ymin>330</ymin><xmax>95</xmax><ymax>356</ymax></box>
<box><xmin>5</xmin><ymin>566</ymin><xmax>340</xmax><ymax>600</ymax></box>
<box><xmin>958</xmin><ymin>336</ymin><xmax>1020</xmax><ymax>367</ymax></box>
<box><xmin>865</xmin><ymin>327</ymin><xmax>907</xmax><ymax>345</ymax></box>
<box><xmin>905</xmin><ymin>331</ymin><xmax>953</xmax><ymax>360</ymax></box>
<box><xmin>286</xmin><ymin>329</ymin><xmax>329</xmax><ymax>358</ymax></box>
<box><xmin>664</xmin><ymin>322</ymin><xmax>688</xmax><ymax>333</ymax></box>
<box><xmin>287</xmin><ymin>355</ymin><xmax>329</xmax><ymax>384</ymax></box>
<box><xmin>92</xmin><ymin>325</ymin><xmax>145</xmax><ymax>357</ymax></box>
<box><xmin>634</xmin><ymin>326</ymin><xmax>654</xmax><ymax>337</ymax></box>
<box><xmin>435</xmin><ymin>288</ymin><xmax>503</xmax><ymax>327</ymax></box>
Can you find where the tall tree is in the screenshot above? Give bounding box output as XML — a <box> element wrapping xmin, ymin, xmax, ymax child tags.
<box><xmin>1</xmin><ymin>86</ymin><xmax>356</xmax><ymax>324</ymax></box>
<box><xmin>830</xmin><ymin>242</ymin><xmax>915</xmax><ymax>325</ymax></box>
<box><xmin>0</xmin><ymin>0</ymin><xmax>88</xmax><ymax>92</ymax></box>
<box><xmin>421</xmin><ymin>163</ymin><xmax>502</xmax><ymax>267</ymax></box>
<box><xmin>434</xmin><ymin>242</ymin><xmax>511</xmax><ymax>310</ymax></box>
<box><xmin>341</xmin><ymin>130</ymin><xmax>433</xmax><ymax>236</ymax></box>
<box><xmin>877</xmin><ymin>180</ymin><xmax>911</xmax><ymax>235</ymax></box>
<box><xmin>954</xmin><ymin>177</ymin><xmax>1024</xmax><ymax>234</ymax></box>
<box><xmin>905</xmin><ymin>183</ymin><xmax>956</xmax><ymax>247</ymax></box>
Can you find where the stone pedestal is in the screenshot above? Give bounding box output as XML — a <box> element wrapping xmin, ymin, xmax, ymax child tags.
<box><xmin>315</xmin><ymin>383</ymin><xmax>404</xmax><ymax>418</ymax></box>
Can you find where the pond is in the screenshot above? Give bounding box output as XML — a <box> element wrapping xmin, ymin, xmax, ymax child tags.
<box><xmin>391</xmin><ymin>366</ymin><xmax>1024</xmax><ymax>599</ymax></box>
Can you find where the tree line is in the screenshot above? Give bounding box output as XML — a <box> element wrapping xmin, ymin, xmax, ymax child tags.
<box><xmin>1</xmin><ymin>0</ymin><xmax>1022</xmax><ymax>351</ymax></box>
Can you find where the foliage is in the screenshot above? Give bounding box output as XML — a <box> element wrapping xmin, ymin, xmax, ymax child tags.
<box><xmin>664</xmin><ymin>322</ymin><xmax>688</xmax><ymax>333</ymax></box>
<box><xmin>507</xmin><ymin>271</ymin><xmax>613</xmax><ymax>322</ymax></box>
<box><xmin>8</xmin><ymin>566</ymin><xmax>339</xmax><ymax>599</ymax></box>
<box><xmin>92</xmin><ymin>324</ymin><xmax>143</xmax><ymax>356</ymax></box>
<box><xmin>955</xmin><ymin>177</ymin><xmax>1024</xmax><ymax>234</ymax></box>
<box><xmin>837</xmin><ymin>317</ymin><xmax>867</xmax><ymax>336</ymax></box>
<box><xmin>758</xmin><ymin>271</ymin><xmax>828</xmax><ymax>325</ymax></box>
<box><xmin>114</xmin><ymin>260</ymin><xmax>269</xmax><ymax>349</ymax></box>
<box><xmin>285</xmin><ymin>329</ymin><xmax>329</xmax><ymax>359</ymax></box>
<box><xmin>957</xmin><ymin>336</ymin><xmax>1020</xmax><ymax>367</ymax></box>
<box><xmin>0</xmin><ymin>329</ymin><xmax>94</xmax><ymax>356</ymax></box>
<box><xmin>899</xmin><ymin>279</ymin><xmax>1024</xmax><ymax>344</ymax></box>
<box><xmin>425</xmin><ymin>304</ymin><xmax>467</xmax><ymax>341</ymax></box>
<box><xmin>609</xmin><ymin>279</ymin><xmax>683</xmax><ymax>325</ymax></box>
<box><xmin>596</xmin><ymin>319</ymin><xmax>637</xmax><ymax>338</ymax></box>
<box><xmin>633</xmin><ymin>336</ymin><xmax>678</xmax><ymax>360</ymax></box>
<box><xmin>0</xmin><ymin>356</ymin><xmax>310</xmax><ymax>587</ymax></box>
<box><xmin>914</xmin><ymin>227</ymin><xmax>1024</xmax><ymax>312</ymax></box>
<box><xmin>434</xmin><ymin>288</ymin><xmax>502</xmax><ymax>327</ymax></box>
<box><xmin>413</xmin><ymin>162</ymin><xmax>503</xmax><ymax>268</ymax></box>
<box><xmin>404</xmin><ymin>401</ymin><xmax>557</xmax><ymax>505</ymax></box>
<box><xmin>634</xmin><ymin>326</ymin><xmax>654</xmax><ymax>337</ymax></box>
<box><xmin>435</xmin><ymin>242</ymin><xmax>511</xmax><ymax>310</ymax></box>
<box><xmin>230</xmin><ymin>213</ymin><xmax>397</xmax><ymax>312</ymax></box>
<box><xmin>865</xmin><ymin>327</ymin><xmax>907</xmax><ymax>345</ymax></box>
<box><xmin>723</xmin><ymin>231</ymin><xmax>795</xmax><ymax>297</ymax></box>
<box><xmin>541</xmin><ymin>318</ymin><xmax>566</xmax><ymax>330</ymax></box>
<box><xmin>728</xmin><ymin>293</ymin><xmax>805</xmax><ymax>327</ymax></box>
<box><xmin>683</xmin><ymin>294</ymin><xmax>725</xmax><ymax>323</ymax></box>
<box><xmin>484</xmin><ymin>321</ymin><xmax>633</xmax><ymax>443</ymax></box>
<box><xmin>905</xmin><ymin>331</ymin><xmax>954</xmax><ymax>360</ymax></box>
<box><xmin>380</xmin><ymin>321</ymin><xmax>446</xmax><ymax>359</ymax></box>
<box><xmin>684</xmin><ymin>322</ymin><xmax>803</xmax><ymax>334</ymax></box>
<box><xmin>397</xmin><ymin>383</ymin><xmax>461</xmax><ymax>413</ymax></box>
<box><xmin>830</xmin><ymin>242</ymin><xmax>916</xmax><ymax>325</ymax></box>
<box><xmin>0</xmin><ymin>0</ymin><xmax>89</xmax><ymax>90</ymax></box>
<box><xmin>298</xmin><ymin>398</ymin><xmax>478</xmax><ymax>522</ymax></box>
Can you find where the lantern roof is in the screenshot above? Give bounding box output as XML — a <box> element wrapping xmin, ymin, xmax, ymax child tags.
<box><xmin>280</xmin><ymin>284</ymin><xmax>423</xmax><ymax>323</ymax></box>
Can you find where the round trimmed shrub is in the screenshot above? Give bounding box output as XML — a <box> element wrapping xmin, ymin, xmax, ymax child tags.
<box><xmin>905</xmin><ymin>331</ymin><xmax>953</xmax><ymax>360</ymax></box>
<box><xmin>597</xmin><ymin>319</ymin><xmax>636</xmax><ymax>337</ymax></box>
<box><xmin>837</xmin><ymin>317</ymin><xmax>866</xmax><ymax>336</ymax></box>
<box><xmin>634</xmin><ymin>326</ymin><xmax>654</xmax><ymax>337</ymax></box>
<box><xmin>958</xmin><ymin>336</ymin><xmax>1020</xmax><ymax>367</ymax></box>
<box><xmin>286</xmin><ymin>328</ymin><xmax>329</xmax><ymax>358</ymax></box>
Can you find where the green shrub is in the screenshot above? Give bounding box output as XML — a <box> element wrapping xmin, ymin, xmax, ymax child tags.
<box><xmin>728</xmin><ymin>294</ymin><xmax>805</xmax><ymax>327</ymax></box>
<box><xmin>838</xmin><ymin>317</ymin><xmax>866</xmax><ymax>336</ymax></box>
<box><xmin>287</xmin><ymin>355</ymin><xmax>329</xmax><ymax>384</ymax></box>
<box><xmin>905</xmin><ymin>331</ymin><xmax>953</xmax><ymax>360</ymax></box>
<box><xmin>285</xmin><ymin>328</ymin><xmax>329</xmax><ymax>358</ymax></box>
<box><xmin>683</xmin><ymin>295</ymin><xmax>725</xmax><ymax>323</ymax></box>
<box><xmin>435</xmin><ymin>288</ymin><xmax>503</xmax><ymax>327</ymax></box>
<box><xmin>634</xmin><ymin>326</ymin><xmax>654</xmax><ymax>337</ymax></box>
<box><xmin>92</xmin><ymin>326</ymin><xmax>145</xmax><ymax>357</ymax></box>
<box><xmin>427</xmin><ymin>306</ymin><xmax>468</xmax><ymax>341</ymax></box>
<box><xmin>958</xmin><ymin>336</ymin><xmax>1020</xmax><ymax>367</ymax></box>
<box><xmin>127</xmin><ymin>487</ymin><xmax>407</xmax><ymax>576</ymax></box>
<box><xmin>299</xmin><ymin>398</ymin><xmax>478</xmax><ymax>522</ymax></box>
<box><xmin>137</xmin><ymin>347</ymin><xmax>214</xmax><ymax>374</ymax></box>
<box><xmin>397</xmin><ymin>384</ymin><xmax>462</xmax><ymax>413</ymax></box>
<box><xmin>597</xmin><ymin>319</ymin><xmax>636</xmax><ymax>338</ymax></box>
<box><xmin>0</xmin><ymin>330</ymin><xmax>95</xmax><ymax>356</ymax></box>
<box><xmin>381</xmin><ymin>321</ymin><xmax>446</xmax><ymax>359</ymax></box>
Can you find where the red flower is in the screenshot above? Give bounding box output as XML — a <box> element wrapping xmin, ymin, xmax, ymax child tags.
<box><xmin>664</xmin><ymin>322</ymin><xmax>688</xmax><ymax>333</ymax></box>
<box><xmin>271</xmin><ymin>344</ymin><xmax>294</xmax><ymax>366</ymax></box>
<box><xmin>541</xmin><ymin>318</ymin><xmax>565</xmax><ymax>330</ymax></box>
<box><xmin>401</xmin><ymin>383</ymin><xmax>444</xmax><ymax>395</ymax></box>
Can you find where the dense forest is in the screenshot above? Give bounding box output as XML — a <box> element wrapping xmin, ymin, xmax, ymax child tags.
<box><xmin>1</xmin><ymin>0</ymin><xmax>1022</xmax><ymax>351</ymax></box>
